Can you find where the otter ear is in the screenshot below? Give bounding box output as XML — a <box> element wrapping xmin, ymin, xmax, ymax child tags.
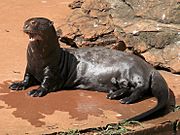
<box><xmin>49</xmin><ymin>21</ymin><xmax>54</xmax><ymax>26</ymax></box>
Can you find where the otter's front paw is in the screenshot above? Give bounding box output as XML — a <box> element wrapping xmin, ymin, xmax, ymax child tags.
<box><xmin>28</xmin><ymin>87</ymin><xmax>48</xmax><ymax>97</ymax></box>
<box><xmin>9</xmin><ymin>82</ymin><xmax>28</xmax><ymax>91</ymax></box>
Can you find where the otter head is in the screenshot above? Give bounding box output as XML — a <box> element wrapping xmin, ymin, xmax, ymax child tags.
<box><xmin>23</xmin><ymin>17</ymin><xmax>58</xmax><ymax>43</ymax></box>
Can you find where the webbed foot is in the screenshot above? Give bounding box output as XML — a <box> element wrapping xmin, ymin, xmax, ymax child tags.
<box><xmin>119</xmin><ymin>97</ymin><xmax>134</xmax><ymax>104</ymax></box>
<box><xmin>107</xmin><ymin>90</ymin><xmax>125</xmax><ymax>100</ymax></box>
<box><xmin>9</xmin><ymin>82</ymin><xmax>29</xmax><ymax>91</ymax></box>
<box><xmin>28</xmin><ymin>87</ymin><xmax>48</xmax><ymax>97</ymax></box>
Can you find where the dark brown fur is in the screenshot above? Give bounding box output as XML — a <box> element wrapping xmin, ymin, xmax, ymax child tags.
<box><xmin>9</xmin><ymin>17</ymin><xmax>169</xmax><ymax>121</ymax></box>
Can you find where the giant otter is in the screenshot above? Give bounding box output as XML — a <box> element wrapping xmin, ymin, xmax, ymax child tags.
<box><xmin>9</xmin><ymin>17</ymin><xmax>169</xmax><ymax>121</ymax></box>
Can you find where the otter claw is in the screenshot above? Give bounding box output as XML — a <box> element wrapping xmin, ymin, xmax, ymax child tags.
<box><xmin>107</xmin><ymin>90</ymin><xmax>127</xmax><ymax>100</ymax></box>
<box><xmin>9</xmin><ymin>82</ymin><xmax>27</xmax><ymax>91</ymax></box>
<box><xmin>119</xmin><ymin>97</ymin><xmax>132</xmax><ymax>104</ymax></box>
<box><xmin>107</xmin><ymin>93</ymin><xmax>118</xmax><ymax>99</ymax></box>
<box><xmin>28</xmin><ymin>88</ymin><xmax>48</xmax><ymax>97</ymax></box>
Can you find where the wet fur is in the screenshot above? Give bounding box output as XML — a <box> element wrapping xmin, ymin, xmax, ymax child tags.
<box><xmin>9</xmin><ymin>17</ymin><xmax>169</xmax><ymax>121</ymax></box>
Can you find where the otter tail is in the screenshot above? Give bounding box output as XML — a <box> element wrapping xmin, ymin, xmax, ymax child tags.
<box><xmin>127</xmin><ymin>71</ymin><xmax>169</xmax><ymax>121</ymax></box>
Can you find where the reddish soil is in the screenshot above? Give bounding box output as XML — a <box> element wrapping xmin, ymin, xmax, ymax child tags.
<box><xmin>0</xmin><ymin>0</ymin><xmax>72</xmax><ymax>81</ymax></box>
<box><xmin>0</xmin><ymin>0</ymin><xmax>179</xmax><ymax>134</ymax></box>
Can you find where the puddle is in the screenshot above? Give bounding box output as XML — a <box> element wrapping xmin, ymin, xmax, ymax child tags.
<box><xmin>0</xmin><ymin>80</ymin><xmax>164</xmax><ymax>127</ymax></box>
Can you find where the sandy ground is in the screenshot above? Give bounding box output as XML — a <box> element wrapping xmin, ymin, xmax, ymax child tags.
<box><xmin>0</xmin><ymin>0</ymin><xmax>179</xmax><ymax>134</ymax></box>
<box><xmin>0</xmin><ymin>0</ymin><xmax>72</xmax><ymax>81</ymax></box>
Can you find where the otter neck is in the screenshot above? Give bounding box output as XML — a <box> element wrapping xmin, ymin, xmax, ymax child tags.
<box><xmin>28</xmin><ymin>39</ymin><xmax>60</xmax><ymax>59</ymax></box>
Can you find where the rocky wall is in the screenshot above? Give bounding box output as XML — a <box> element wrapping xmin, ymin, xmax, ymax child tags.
<box><xmin>58</xmin><ymin>0</ymin><xmax>180</xmax><ymax>73</ymax></box>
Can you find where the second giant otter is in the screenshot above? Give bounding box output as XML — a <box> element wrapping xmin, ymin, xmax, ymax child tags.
<box><xmin>9</xmin><ymin>17</ymin><xmax>169</xmax><ymax>121</ymax></box>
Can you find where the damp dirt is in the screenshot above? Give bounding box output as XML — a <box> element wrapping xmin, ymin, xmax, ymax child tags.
<box><xmin>0</xmin><ymin>78</ymin><xmax>177</xmax><ymax>134</ymax></box>
<box><xmin>0</xmin><ymin>80</ymin><xmax>157</xmax><ymax>127</ymax></box>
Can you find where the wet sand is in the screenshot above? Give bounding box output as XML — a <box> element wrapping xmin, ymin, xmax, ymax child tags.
<box><xmin>0</xmin><ymin>0</ymin><xmax>179</xmax><ymax>134</ymax></box>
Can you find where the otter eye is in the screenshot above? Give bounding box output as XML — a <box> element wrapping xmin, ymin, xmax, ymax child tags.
<box><xmin>30</xmin><ymin>20</ymin><xmax>36</xmax><ymax>25</ymax></box>
<box><xmin>49</xmin><ymin>21</ymin><xmax>54</xmax><ymax>26</ymax></box>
